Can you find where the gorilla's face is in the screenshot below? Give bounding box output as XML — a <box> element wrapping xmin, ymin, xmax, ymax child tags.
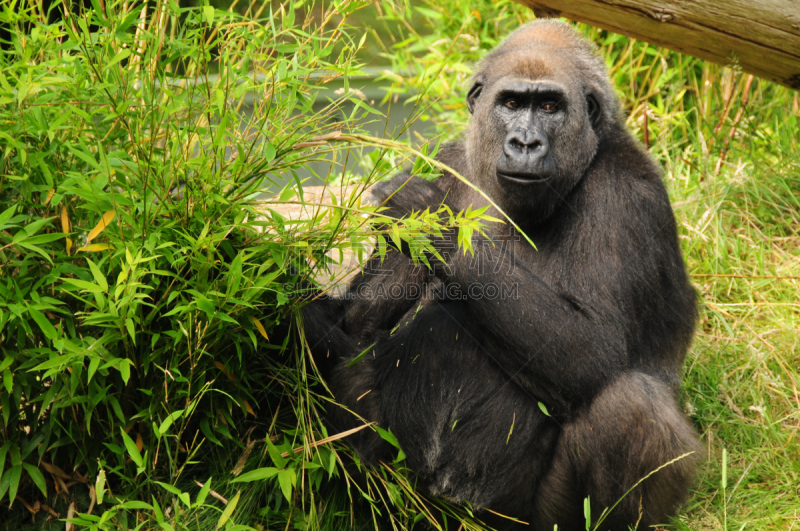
<box><xmin>465</xmin><ymin>58</ymin><xmax>604</xmax><ymax>223</ymax></box>
<box><xmin>492</xmin><ymin>80</ymin><xmax>567</xmax><ymax>184</ymax></box>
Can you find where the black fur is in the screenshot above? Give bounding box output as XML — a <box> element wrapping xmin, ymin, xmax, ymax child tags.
<box><xmin>302</xmin><ymin>21</ymin><xmax>699</xmax><ymax>531</ymax></box>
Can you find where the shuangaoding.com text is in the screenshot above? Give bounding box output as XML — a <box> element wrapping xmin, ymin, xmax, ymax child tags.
<box><xmin>293</xmin><ymin>281</ymin><xmax>520</xmax><ymax>301</ymax></box>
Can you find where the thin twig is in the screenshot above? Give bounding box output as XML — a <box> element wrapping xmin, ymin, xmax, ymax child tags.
<box><xmin>280</xmin><ymin>422</ymin><xmax>375</xmax><ymax>458</ymax></box>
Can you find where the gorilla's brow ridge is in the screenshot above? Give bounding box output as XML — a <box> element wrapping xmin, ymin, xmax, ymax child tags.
<box><xmin>495</xmin><ymin>81</ymin><xmax>565</xmax><ymax>100</ymax></box>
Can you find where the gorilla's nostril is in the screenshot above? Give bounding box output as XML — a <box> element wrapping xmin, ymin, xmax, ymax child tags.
<box><xmin>507</xmin><ymin>131</ymin><xmax>546</xmax><ymax>155</ymax></box>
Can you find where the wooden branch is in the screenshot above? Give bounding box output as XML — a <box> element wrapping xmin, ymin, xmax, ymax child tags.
<box><xmin>521</xmin><ymin>0</ymin><xmax>800</xmax><ymax>90</ymax></box>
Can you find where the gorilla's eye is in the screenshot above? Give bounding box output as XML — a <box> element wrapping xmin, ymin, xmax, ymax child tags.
<box><xmin>505</xmin><ymin>99</ymin><xmax>520</xmax><ymax>109</ymax></box>
<box><xmin>542</xmin><ymin>102</ymin><xmax>558</xmax><ymax>112</ymax></box>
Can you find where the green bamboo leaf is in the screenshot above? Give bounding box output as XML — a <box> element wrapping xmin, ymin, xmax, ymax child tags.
<box><xmin>157</xmin><ymin>409</ymin><xmax>185</xmax><ymax>436</ymax></box>
<box><xmin>21</xmin><ymin>217</ymin><xmax>55</xmax><ymax>237</ymax></box>
<box><xmin>390</xmin><ymin>223</ymin><xmax>402</xmax><ymax>250</ymax></box>
<box><xmin>195</xmin><ymin>477</ymin><xmax>211</xmax><ymax>507</ymax></box>
<box><xmin>22</xmin><ymin>463</ymin><xmax>47</xmax><ymax>497</ymax></box>
<box><xmin>179</xmin><ymin>491</ymin><xmax>191</xmax><ymax>508</ymax></box>
<box><xmin>27</xmin><ymin>308</ymin><xmax>58</xmax><ymax>341</ymax></box>
<box><xmin>119</xmin><ymin>428</ymin><xmax>143</xmax><ymax>468</ymax></box>
<box><xmin>62</xmin><ymin>278</ymin><xmax>105</xmax><ymax>293</ymax></box>
<box><xmin>88</xmin><ymin>0</ymin><xmax>108</xmax><ymax>25</ymax></box>
<box><xmin>200</xmin><ymin>418</ymin><xmax>222</xmax><ymax>446</ymax></box>
<box><xmin>377</xmin><ymin>234</ymin><xmax>387</xmax><ymax>260</ymax></box>
<box><xmin>0</xmin><ymin>205</ymin><xmax>16</xmax><ymax>230</ymax></box>
<box><xmin>119</xmin><ymin>359</ymin><xmax>132</xmax><ymax>384</ymax></box>
<box><xmin>86</xmin><ymin>258</ymin><xmax>108</xmax><ymax>292</ymax></box>
<box><xmin>584</xmin><ymin>496</ymin><xmax>591</xmax><ymax>530</ymax></box>
<box><xmin>17</xmin><ymin>242</ymin><xmax>52</xmax><ymax>262</ymax></box>
<box><xmin>125</xmin><ymin>318</ymin><xmax>136</xmax><ymax>345</ymax></box>
<box><xmin>151</xmin><ymin>495</ymin><xmax>165</xmax><ymax>523</ymax></box>
<box><xmin>277</xmin><ymin>469</ymin><xmax>295</xmax><ymax>502</ymax></box>
<box><xmin>231</xmin><ymin>467</ymin><xmax>278</xmax><ymax>483</ymax></box>
<box><xmin>66</xmin><ymin>141</ymin><xmax>102</xmax><ymax>171</ymax></box>
<box><xmin>195</xmin><ymin>296</ymin><xmax>215</xmax><ymax>319</ymax></box>
<box><xmin>22</xmin><ymin>233</ymin><xmax>64</xmax><ymax>245</ymax></box>
<box><xmin>203</xmin><ymin>5</ymin><xmax>214</xmax><ymax>23</ymax></box>
<box><xmin>95</xmin><ymin>468</ymin><xmax>106</xmax><ymax>504</ymax></box>
<box><xmin>346</xmin><ymin>342</ymin><xmax>375</xmax><ymax>367</ymax></box>
<box><xmin>117</xmin><ymin>6</ymin><xmax>143</xmax><ymax>31</ymax></box>
<box><xmin>118</xmin><ymin>501</ymin><xmax>153</xmax><ymax>510</ymax></box>
<box><xmin>213</xmin><ymin>113</ymin><xmax>231</xmax><ymax>146</ymax></box>
<box><xmin>87</xmin><ymin>356</ymin><xmax>101</xmax><ymax>383</ymax></box>
<box><xmin>265</xmin><ymin>142</ymin><xmax>276</xmax><ymax>162</ymax></box>
<box><xmin>0</xmin><ymin>464</ymin><xmax>21</xmax><ymax>504</ymax></box>
<box><xmin>0</xmin><ymin>442</ymin><xmax>10</xmax><ymax>478</ymax></box>
<box><xmin>267</xmin><ymin>438</ymin><xmax>287</xmax><ymax>468</ymax></box>
<box><xmin>156</xmin><ymin>480</ymin><xmax>191</xmax><ymax>505</ymax></box>
<box><xmin>375</xmin><ymin>426</ymin><xmax>400</xmax><ymax>449</ymax></box>
<box><xmin>104</xmin><ymin>49</ymin><xmax>131</xmax><ymax>71</ymax></box>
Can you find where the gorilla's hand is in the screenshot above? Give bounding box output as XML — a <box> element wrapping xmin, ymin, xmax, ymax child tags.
<box><xmin>370</xmin><ymin>173</ymin><xmax>456</xmax><ymax>276</ymax></box>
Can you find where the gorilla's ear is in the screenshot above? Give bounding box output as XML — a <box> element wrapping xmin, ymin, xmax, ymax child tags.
<box><xmin>586</xmin><ymin>91</ymin><xmax>602</xmax><ymax>127</ymax></box>
<box><xmin>466</xmin><ymin>75</ymin><xmax>485</xmax><ymax>114</ymax></box>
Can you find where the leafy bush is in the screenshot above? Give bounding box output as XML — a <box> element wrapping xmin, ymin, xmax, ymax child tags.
<box><xmin>0</xmin><ymin>0</ymin><xmax>427</xmax><ymax>526</ymax></box>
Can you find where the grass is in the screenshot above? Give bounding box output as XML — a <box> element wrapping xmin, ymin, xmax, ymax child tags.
<box><xmin>643</xmin><ymin>60</ymin><xmax>800</xmax><ymax>531</ymax></box>
<box><xmin>675</xmin><ymin>133</ymin><xmax>800</xmax><ymax>530</ymax></box>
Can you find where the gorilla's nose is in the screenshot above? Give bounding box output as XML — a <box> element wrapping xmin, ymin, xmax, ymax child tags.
<box><xmin>503</xmin><ymin>129</ymin><xmax>549</xmax><ymax>164</ymax></box>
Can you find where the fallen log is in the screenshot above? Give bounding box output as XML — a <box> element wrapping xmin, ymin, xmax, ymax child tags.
<box><xmin>521</xmin><ymin>0</ymin><xmax>800</xmax><ymax>90</ymax></box>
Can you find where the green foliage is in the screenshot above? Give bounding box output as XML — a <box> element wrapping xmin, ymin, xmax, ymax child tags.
<box><xmin>0</xmin><ymin>0</ymin><xmax>488</xmax><ymax>528</ymax></box>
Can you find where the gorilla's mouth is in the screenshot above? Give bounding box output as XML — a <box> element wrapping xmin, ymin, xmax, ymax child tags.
<box><xmin>496</xmin><ymin>170</ymin><xmax>554</xmax><ymax>184</ymax></box>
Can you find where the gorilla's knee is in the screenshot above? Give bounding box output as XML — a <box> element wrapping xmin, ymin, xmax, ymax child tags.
<box><xmin>564</xmin><ymin>372</ymin><xmax>700</xmax><ymax>530</ymax></box>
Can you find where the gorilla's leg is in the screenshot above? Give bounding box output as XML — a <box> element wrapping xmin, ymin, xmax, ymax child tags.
<box><xmin>534</xmin><ymin>372</ymin><xmax>700</xmax><ymax>531</ymax></box>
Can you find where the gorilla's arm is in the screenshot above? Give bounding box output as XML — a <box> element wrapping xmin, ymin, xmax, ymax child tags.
<box><xmin>447</xmin><ymin>240</ymin><xmax>628</xmax><ymax>413</ymax></box>
<box><xmin>392</xmin><ymin>152</ymin><xmax>688</xmax><ymax>415</ymax></box>
<box><xmin>369</xmin><ymin>172</ymin><xmax>448</xmax><ymax>217</ymax></box>
<box><xmin>371</xmin><ymin>183</ymin><xmax>623</xmax><ymax>412</ymax></box>
<box><xmin>302</xmin><ymin>174</ymin><xmax>446</xmax><ymax>356</ymax></box>
<box><xmin>457</xmin><ymin>186</ymin><xmax>687</xmax><ymax>414</ymax></box>
<box><xmin>342</xmin><ymin>250</ymin><xmax>430</xmax><ymax>341</ymax></box>
<box><xmin>337</xmin><ymin>173</ymin><xmax>451</xmax><ymax>340</ymax></box>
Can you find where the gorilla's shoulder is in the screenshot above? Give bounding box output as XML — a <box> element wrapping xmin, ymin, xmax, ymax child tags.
<box><xmin>578</xmin><ymin>127</ymin><xmax>675</xmax><ymax>224</ymax></box>
<box><xmin>594</xmin><ymin>125</ymin><xmax>661</xmax><ymax>180</ymax></box>
<box><xmin>368</xmin><ymin>141</ymin><xmax>466</xmax><ymax>212</ymax></box>
<box><xmin>435</xmin><ymin>141</ymin><xmax>467</xmax><ymax>172</ymax></box>
<box><xmin>432</xmin><ymin>141</ymin><xmax>466</xmax><ymax>192</ymax></box>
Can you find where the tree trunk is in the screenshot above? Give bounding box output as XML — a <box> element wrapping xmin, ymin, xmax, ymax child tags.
<box><xmin>520</xmin><ymin>0</ymin><xmax>800</xmax><ymax>90</ymax></box>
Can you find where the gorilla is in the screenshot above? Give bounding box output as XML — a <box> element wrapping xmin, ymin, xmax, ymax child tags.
<box><xmin>302</xmin><ymin>20</ymin><xmax>700</xmax><ymax>531</ymax></box>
